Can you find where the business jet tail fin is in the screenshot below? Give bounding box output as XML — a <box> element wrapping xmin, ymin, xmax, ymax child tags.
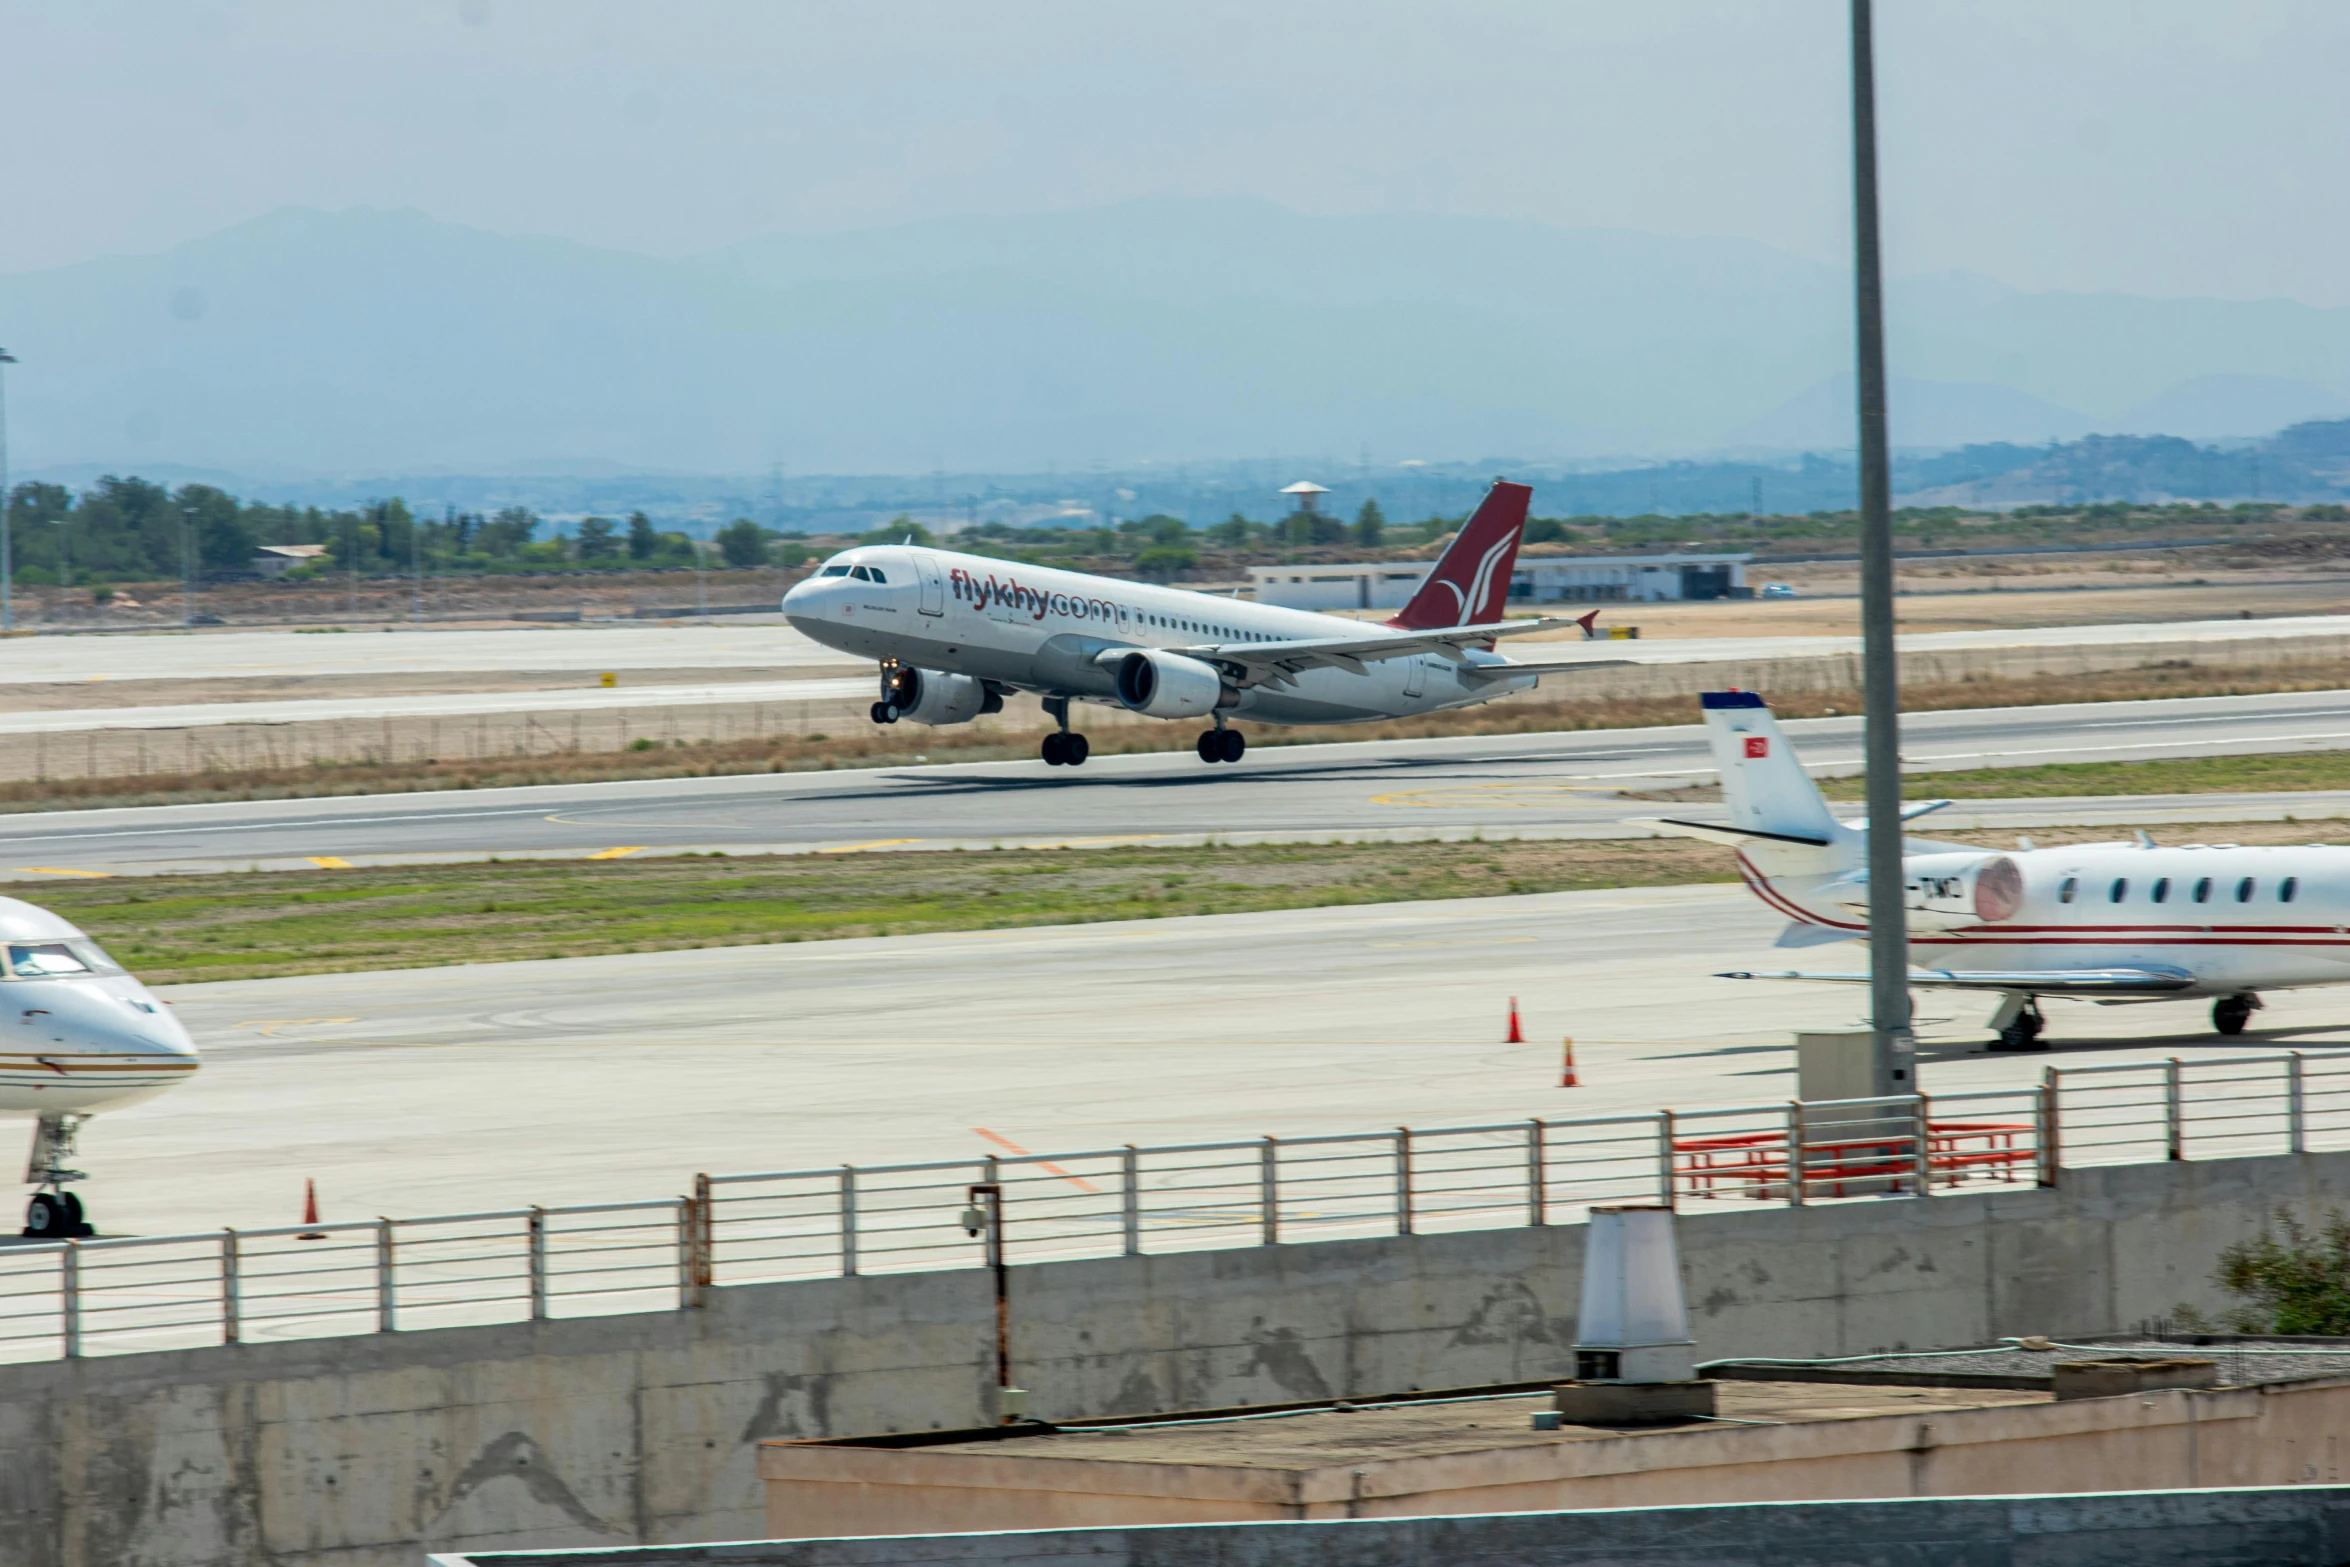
<box><xmin>1699</xmin><ymin>692</ymin><xmax>1852</xmax><ymax>869</ymax></box>
<box><xmin>1387</xmin><ymin>481</ymin><xmax>1531</xmax><ymax>630</ymax></box>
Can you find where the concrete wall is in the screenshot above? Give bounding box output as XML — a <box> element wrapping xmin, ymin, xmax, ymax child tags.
<box><xmin>6</xmin><ymin>1150</ymin><xmax>2350</xmax><ymax>1567</ymax></box>
<box><xmin>431</xmin><ymin>1488</ymin><xmax>2350</xmax><ymax>1567</ymax></box>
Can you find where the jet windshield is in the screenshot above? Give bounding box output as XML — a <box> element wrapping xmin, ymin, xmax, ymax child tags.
<box><xmin>6</xmin><ymin>940</ymin><xmax>125</xmax><ymax>978</ymax></box>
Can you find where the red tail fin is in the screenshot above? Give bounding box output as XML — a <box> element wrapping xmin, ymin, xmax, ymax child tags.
<box><xmin>1386</xmin><ymin>481</ymin><xmax>1531</xmax><ymax>630</ymax></box>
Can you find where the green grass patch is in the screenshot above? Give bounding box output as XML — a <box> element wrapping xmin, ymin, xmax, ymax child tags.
<box><xmin>51</xmin><ymin>839</ymin><xmax>1736</xmax><ymax>985</ymax></box>
<box><xmin>1824</xmin><ymin>750</ymin><xmax>2350</xmax><ymax>801</ymax></box>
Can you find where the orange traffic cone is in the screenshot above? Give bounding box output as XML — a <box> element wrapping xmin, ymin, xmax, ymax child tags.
<box><xmin>1560</xmin><ymin>1038</ymin><xmax>1579</xmax><ymax>1088</ymax></box>
<box><xmin>1506</xmin><ymin>997</ymin><xmax>1525</xmax><ymax>1044</ymax></box>
<box><xmin>297</xmin><ymin>1178</ymin><xmax>327</xmax><ymax>1241</ymax></box>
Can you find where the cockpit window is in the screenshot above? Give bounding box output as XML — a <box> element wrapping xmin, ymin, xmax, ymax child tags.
<box><xmin>865</xmin><ymin>567</ymin><xmax>888</xmax><ymax>583</ymax></box>
<box><xmin>820</xmin><ymin>565</ymin><xmax>852</xmax><ymax>577</ymax></box>
<box><xmin>9</xmin><ymin>942</ymin><xmax>92</xmax><ymax>978</ymax></box>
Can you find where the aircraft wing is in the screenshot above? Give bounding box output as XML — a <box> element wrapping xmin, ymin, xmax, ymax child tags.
<box><xmin>1714</xmin><ymin>965</ymin><xmax>2198</xmax><ymax>995</ymax></box>
<box><xmin>1171</xmin><ymin>617</ymin><xmax>1600</xmax><ymax>688</ymax></box>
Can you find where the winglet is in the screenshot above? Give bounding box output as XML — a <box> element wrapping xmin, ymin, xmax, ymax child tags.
<box><xmin>1575</xmin><ymin>609</ymin><xmax>1600</xmax><ymax>639</ymax></box>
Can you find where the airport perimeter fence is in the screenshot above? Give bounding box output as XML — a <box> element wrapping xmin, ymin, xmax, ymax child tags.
<box><xmin>3</xmin><ymin>1050</ymin><xmax>2348</xmax><ymax>1364</ymax></box>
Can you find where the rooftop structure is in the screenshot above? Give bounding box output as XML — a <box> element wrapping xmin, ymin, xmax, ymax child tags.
<box><xmin>1279</xmin><ymin>480</ymin><xmax>1330</xmax><ymax>514</ymax></box>
<box><xmin>761</xmin><ymin>1343</ymin><xmax>2350</xmax><ymax>1540</ymax></box>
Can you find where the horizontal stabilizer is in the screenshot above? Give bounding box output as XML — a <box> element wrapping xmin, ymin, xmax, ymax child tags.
<box><xmin>1840</xmin><ymin>799</ymin><xmax>1953</xmax><ymax>831</ymax></box>
<box><xmin>1774</xmin><ymin>921</ymin><xmax>1855</xmax><ymax>949</ymax></box>
<box><xmin>1459</xmin><ymin>653</ymin><xmax>1638</xmax><ymax>680</ymax></box>
<box><xmin>1715</xmin><ymin>965</ymin><xmax>2197</xmax><ymax>995</ymax></box>
<box><xmin>1628</xmin><ymin>816</ymin><xmax>1832</xmax><ymax>849</ymax></box>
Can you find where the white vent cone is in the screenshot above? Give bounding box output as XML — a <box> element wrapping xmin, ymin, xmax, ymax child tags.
<box><xmin>1574</xmin><ymin>1206</ymin><xmax>1697</xmax><ymax>1383</ymax></box>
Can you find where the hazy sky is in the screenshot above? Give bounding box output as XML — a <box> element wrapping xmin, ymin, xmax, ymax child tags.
<box><xmin>5</xmin><ymin>1</ymin><xmax>2348</xmax><ymax>304</ymax></box>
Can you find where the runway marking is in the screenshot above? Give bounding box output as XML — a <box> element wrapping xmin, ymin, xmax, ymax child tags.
<box><xmin>15</xmin><ymin>866</ymin><xmax>110</xmax><ymax>878</ymax></box>
<box><xmin>586</xmin><ymin>846</ymin><xmax>647</xmax><ymax>860</ymax></box>
<box><xmin>306</xmin><ymin>856</ymin><xmax>354</xmax><ymax>870</ymax></box>
<box><xmin>816</xmin><ymin>838</ymin><xmax>924</xmax><ymax>854</ymax></box>
<box><xmin>1373</xmin><ymin>937</ymin><xmax>1536</xmax><ymax>949</ymax></box>
<box><xmin>1370</xmin><ymin>782</ymin><xmax>1630</xmax><ymax>809</ymax></box>
<box><xmin>232</xmin><ymin>1017</ymin><xmax>362</xmax><ymax>1037</ymax></box>
<box><xmin>1023</xmin><ymin>834</ymin><xmax>1170</xmax><ymax>848</ymax></box>
<box><xmin>972</xmin><ymin>1127</ymin><xmax>1103</xmax><ymax>1192</ymax></box>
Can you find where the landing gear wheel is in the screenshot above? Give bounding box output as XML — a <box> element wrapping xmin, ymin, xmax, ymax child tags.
<box><xmin>1042</xmin><ymin>733</ymin><xmax>1068</xmax><ymax>766</ymax></box>
<box><xmin>869</xmin><ymin>701</ymin><xmax>891</xmax><ymax>725</ymax></box>
<box><xmin>23</xmin><ymin>1191</ymin><xmax>84</xmax><ymax>1239</ymax></box>
<box><xmin>2214</xmin><ymin>994</ymin><xmax>2259</xmax><ymax>1036</ymax></box>
<box><xmin>1065</xmin><ymin>733</ymin><xmax>1090</xmax><ymax>766</ymax></box>
<box><xmin>1218</xmin><ymin>729</ymin><xmax>1245</xmax><ymax>763</ymax></box>
<box><xmin>1992</xmin><ymin>1001</ymin><xmax>2045</xmax><ymax>1052</ymax></box>
<box><xmin>1196</xmin><ymin>730</ymin><xmax>1222</xmax><ymax>763</ymax></box>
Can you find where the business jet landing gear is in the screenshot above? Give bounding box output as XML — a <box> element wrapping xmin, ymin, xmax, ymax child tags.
<box><xmin>2214</xmin><ymin>993</ymin><xmax>2262</xmax><ymax>1037</ymax></box>
<box><xmin>1196</xmin><ymin>725</ymin><xmax>1244</xmax><ymax>764</ymax></box>
<box><xmin>1988</xmin><ymin>994</ymin><xmax>2046</xmax><ymax>1052</ymax></box>
<box><xmin>1040</xmin><ymin>698</ymin><xmax>1089</xmax><ymax>767</ymax></box>
<box><xmin>22</xmin><ymin>1113</ymin><xmax>93</xmax><ymax>1239</ymax></box>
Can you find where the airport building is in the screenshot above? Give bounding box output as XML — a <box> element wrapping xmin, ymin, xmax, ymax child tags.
<box><xmin>1248</xmin><ymin>552</ymin><xmax>1751</xmax><ymax>611</ymax></box>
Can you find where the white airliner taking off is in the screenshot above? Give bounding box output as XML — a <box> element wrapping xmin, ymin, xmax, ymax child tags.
<box><xmin>1640</xmin><ymin>693</ymin><xmax>2348</xmax><ymax>1049</ymax></box>
<box><xmin>0</xmin><ymin>898</ymin><xmax>200</xmax><ymax>1237</ymax></box>
<box><xmin>780</xmin><ymin>482</ymin><xmax>1622</xmax><ymax>764</ymax></box>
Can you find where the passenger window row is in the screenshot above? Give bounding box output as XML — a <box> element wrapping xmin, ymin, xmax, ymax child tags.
<box><xmin>2059</xmin><ymin>875</ymin><xmax>2298</xmax><ymax>905</ymax></box>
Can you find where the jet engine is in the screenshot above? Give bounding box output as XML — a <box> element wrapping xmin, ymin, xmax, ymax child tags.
<box><xmin>1828</xmin><ymin>851</ymin><xmax>2025</xmax><ymax>930</ymax></box>
<box><xmin>1114</xmin><ymin>650</ymin><xmax>1227</xmax><ymax>718</ymax></box>
<box><xmin>882</xmin><ymin>668</ymin><xmax>1002</xmax><ymax>726</ymax></box>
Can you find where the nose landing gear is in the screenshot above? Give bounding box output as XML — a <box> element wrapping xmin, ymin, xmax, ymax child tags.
<box><xmin>21</xmin><ymin>1113</ymin><xmax>94</xmax><ymax>1239</ymax></box>
<box><xmin>2214</xmin><ymin>993</ymin><xmax>2262</xmax><ymax>1037</ymax></box>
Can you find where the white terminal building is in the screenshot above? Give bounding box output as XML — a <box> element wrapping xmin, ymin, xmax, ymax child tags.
<box><xmin>1249</xmin><ymin>553</ymin><xmax>1752</xmax><ymax>611</ymax></box>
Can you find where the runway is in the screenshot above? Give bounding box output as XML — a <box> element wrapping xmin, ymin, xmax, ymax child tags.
<box><xmin>8</xmin><ymin>610</ymin><xmax>2347</xmax><ymax>687</ymax></box>
<box><xmin>74</xmin><ymin>882</ymin><xmax>2350</xmax><ymax>1240</ymax></box>
<box><xmin>5</xmin><ymin>687</ymin><xmax>2350</xmax><ymax>878</ymax></box>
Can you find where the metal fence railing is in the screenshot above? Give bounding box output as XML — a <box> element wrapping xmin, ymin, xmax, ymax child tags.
<box><xmin>4</xmin><ymin>1050</ymin><xmax>2347</xmax><ymax>1363</ymax></box>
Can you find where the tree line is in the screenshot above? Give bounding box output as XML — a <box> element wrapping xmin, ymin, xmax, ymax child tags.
<box><xmin>0</xmin><ymin>478</ymin><xmax>816</xmax><ymax>585</ymax></box>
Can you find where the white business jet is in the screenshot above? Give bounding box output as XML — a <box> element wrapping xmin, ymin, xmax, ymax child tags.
<box><xmin>0</xmin><ymin>898</ymin><xmax>199</xmax><ymax>1237</ymax></box>
<box><xmin>1636</xmin><ymin>692</ymin><xmax>2348</xmax><ymax>1050</ymax></box>
<box><xmin>780</xmin><ymin>481</ymin><xmax>1622</xmax><ymax>765</ymax></box>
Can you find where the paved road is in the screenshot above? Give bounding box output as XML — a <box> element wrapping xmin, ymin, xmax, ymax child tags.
<box><xmin>0</xmin><ymin>622</ymin><xmax>849</xmax><ymax>685</ymax></box>
<box><xmin>2</xmin><ymin>687</ymin><xmax>2350</xmax><ymax>878</ymax></box>
<box><xmin>0</xmin><ymin>676</ymin><xmax>874</xmax><ymax>734</ymax></box>
<box><xmin>75</xmin><ymin>882</ymin><xmax>2341</xmax><ymax>1239</ymax></box>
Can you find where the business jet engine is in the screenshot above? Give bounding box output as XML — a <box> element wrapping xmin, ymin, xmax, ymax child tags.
<box><xmin>1826</xmin><ymin>851</ymin><xmax>2026</xmax><ymax>932</ymax></box>
<box><xmin>881</xmin><ymin>668</ymin><xmax>1002</xmax><ymax>726</ymax></box>
<box><xmin>1113</xmin><ymin>650</ymin><xmax>1229</xmax><ymax>719</ymax></box>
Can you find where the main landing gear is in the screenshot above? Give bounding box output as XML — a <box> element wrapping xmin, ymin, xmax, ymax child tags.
<box><xmin>1989</xmin><ymin>994</ymin><xmax>2046</xmax><ymax>1052</ymax></box>
<box><xmin>1040</xmin><ymin>697</ymin><xmax>1090</xmax><ymax>767</ymax></box>
<box><xmin>1196</xmin><ymin>726</ymin><xmax>1245</xmax><ymax>764</ymax></box>
<box><xmin>2214</xmin><ymin>993</ymin><xmax>2262</xmax><ymax>1037</ymax></box>
<box><xmin>22</xmin><ymin>1113</ymin><xmax>94</xmax><ymax>1239</ymax></box>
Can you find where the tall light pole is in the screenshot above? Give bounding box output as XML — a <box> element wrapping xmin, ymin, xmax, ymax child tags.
<box><xmin>0</xmin><ymin>347</ymin><xmax>17</xmax><ymax>633</ymax></box>
<box><xmin>1850</xmin><ymin>0</ymin><xmax>1914</xmax><ymax>1093</ymax></box>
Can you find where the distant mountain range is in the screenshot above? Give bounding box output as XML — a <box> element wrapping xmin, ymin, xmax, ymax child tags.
<box><xmin>4</xmin><ymin>199</ymin><xmax>2350</xmax><ymax>477</ymax></box>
